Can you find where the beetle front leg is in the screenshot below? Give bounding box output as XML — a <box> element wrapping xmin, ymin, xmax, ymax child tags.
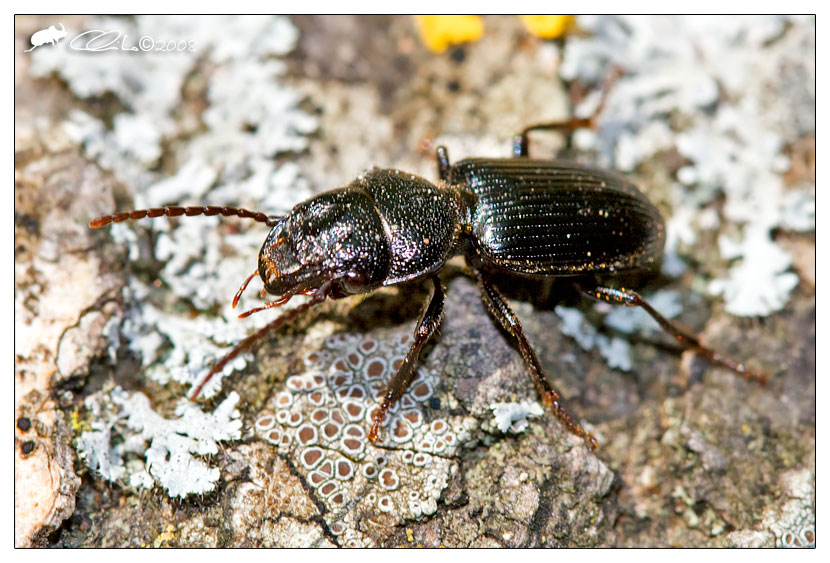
<box><xmin>476</xmin><ymin>271</ymin><xmax>598</xmax><ymax>450</ymax></box>
<box><xmin>584</xmin><ymin>286</ymin><xmax>767</xmax><ymax>384</ymax></box>
<box><xmin>190</xmin><ymin>281</ymin><xmax>334</xmax><ymax>400</ymax></box>
<box><xmin>369</xmin><ymin>276</ymin><xmax>445</xmax><ymax>442</ymax></box>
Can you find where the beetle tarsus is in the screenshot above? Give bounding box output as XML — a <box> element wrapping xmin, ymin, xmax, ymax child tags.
<box><xmin>583</xmin><ymin>286</ymin><xmax>768</xmax><ymax>385</ymax></box>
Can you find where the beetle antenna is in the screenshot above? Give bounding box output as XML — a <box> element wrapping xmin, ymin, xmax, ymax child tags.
<box><xmin>190</xmin><ymin>281</ymin><xmax>333</xmax><ymax>401</ymax></box>
<box><xmin>89</xmin><ymin>206</ymin><xmax>284</xmax><ymax>228</ymax></box>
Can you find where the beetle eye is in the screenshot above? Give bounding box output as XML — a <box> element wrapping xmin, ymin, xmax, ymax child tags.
<box><xmin>341</xmin><ymin>272</ymin><xmax>367</xmax><ymax>294</ymax></box>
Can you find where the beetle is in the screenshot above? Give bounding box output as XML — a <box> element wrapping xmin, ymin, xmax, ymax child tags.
<box><xmin>90</xmin><ymin>118</ymin><xmax>766</xmax><ymax>450</ymax></box>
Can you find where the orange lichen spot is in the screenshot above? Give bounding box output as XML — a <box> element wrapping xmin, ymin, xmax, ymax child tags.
<box><xmin>336</xmin><ymin>458</ymin><xmax>355</xmax><ymax>480</ymax></box>
<box><xmin>412</xmin><ymin>382</ymin><xmax>433</xmax><ymax>400</ymax></box>
<box><xmin>341</xmin><ymin>437</ymin><xmax>364</xmax><ymax>454</ymax></box>
<box><xmin>377</xmin><ymin>496</ymin><xmax>393</xmax><ymax>512</ymax></box>
<box><xmin>310</xmin><ymin>408</ymin><xmax>328</xmax><ymax>425</ymax></box>
<box><xmin>254</xmin><ymin>415</ymin><xmax>274</xmax><ymax>430</ymax></box>
<box><xmin>379</xmin><ymin>468</ymin><xmax>399</xmax><ymax>490</ymax></box>
<box><xmin>359</xmin><ymin>338</ymin><xmax>378</xmax><ymax>355</ymax></box>
<box><xmin>330</xmin><ymin>493</ymin><xmax>346</xmax><ymax>508</ymax></box>
<box><xmin>340</xmin><ymin>401</ymin><xmax>361</xmax><ymax>422</ymax></box>
<box><xmin>365</xmin><ymin>358</ymin><xmax>387</xmax><ymax>379</ymax></box>
<box><xmin>301</xmin><ymin>447</ymin><xmax>323</xmax><ymax>469</ymax></box>
<box><xmin>318</xmin><ymin>460</ymin><xmax>334</xmax><ymax>478</ymax></box>
<box><xmin>414</xmin><ymin>15</ymin><xmax>484</xmax><ymax>54</ymax></box>
<box><xmin>346</xmin><ymin>352</ymin><xmax>362</xmax><ymax>369</ymax></box>
<box><xmin>391</xmin><ymin>417</ymin><xmax>414</xmax><ymax>443</ymax></box>
<box><xmin>297</xmin><ymin>424</ymin><xmax>317</xmax><ymax>445</ymax></box>
<box><xmin>430</xmin><ymin>420</ymin><xmax>447</xmax><ymax>435</ymax></box>
<box><xmin>322</xmin><ymin>423</ymin><xmax>341</xmax><ymax>440</ymax></box>
<box><xmin>319</xmin><ymin>481</ymin><xmax>338</xmax><ymax>497</ymax></box>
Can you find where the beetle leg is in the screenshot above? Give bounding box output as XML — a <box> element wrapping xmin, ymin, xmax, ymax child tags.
<box><xmin>189</xmin><ymin>281</ymin><xmax>334</xmax><ymax>401</ymax></box>
<box><xmin>513</xmin><ymin>69</ymin><xmax>623</xmax><ymax>158</ymax></box>
<box><xmin>369</xmin><ymin>276</ymin><xmax>445</xmax><ymax>442</ymax></box>
<box><xmin>512</xmin><ymin>117</ymin><xmax>597</xmax><ymax>157</ymax></box>
<box><xmin>436</xmin><ymin>146</ymin><xmax>451</xmax><ymax>181</ymax></box>
<box><xmin>476</xmin><ymin>272</ymin><xmax>598</xmax><ymax>450</ymax></box>
<box><xmin>584</xmin><ymin>286</ymin><xmax>768</xmax><ymax>384</ymax></box>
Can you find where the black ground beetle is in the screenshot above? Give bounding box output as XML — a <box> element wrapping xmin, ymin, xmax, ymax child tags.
<box><xmin>90</xmin><ymin>118</ymin><xmax>766</xmax><ymax>450</ymax></box>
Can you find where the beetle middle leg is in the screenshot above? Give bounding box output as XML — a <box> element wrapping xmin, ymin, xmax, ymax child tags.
<box><xmin>369</xmin><ymin>275</ymin><xmax>445</xmax><ymax>442</ymax></box>
<box><xmin>584</xmin><ymin>286</ymin><xmax>768</xmax><ymax>384</ymax></box>
<box><xmin>476</xmin><ymin>271</ymin><xmax>598</xmax><ymax>450</ymax></box>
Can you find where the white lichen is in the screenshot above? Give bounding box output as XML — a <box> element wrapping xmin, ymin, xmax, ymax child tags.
<box><xmin>77</xmin><ymin>388</ymin><xmax>242</xmax><ymax>497</ymax></box>
<box><xmin>708</xmin><ymin>226</ymin><xmax>800</xmax><ymax>316</ymax></box>
<box><xmin>35</xmin><ymin>16</ymin><xmax>317</xmax><ymax>402</ymax></box>
<box><xmin>725</xmin><ymin>467</ymin><xmax>815</xmax><ymax>548</ymax></box>
<box><xmin>76</xmin><ymin>420</ymin><xmax>127</xmax><ymax>482</ymax></box>
<box><xmin>560</xmin><ymin>16</ymin><xmax>814</xmax><ymax>317</ymax></box>
<box><xmin>602</xmin><ymin>289</ymin><xmax>683</xmax><ymax>334</ymax></box>
<box><xmin>490</xmin><ymin>401</ymin><xmax>544</xmax><ymax>434</ymax></box>
<box><xmin>555</xmin><ymin>305</ymin><xmax>633</xmax><ymax>371</ymax></box>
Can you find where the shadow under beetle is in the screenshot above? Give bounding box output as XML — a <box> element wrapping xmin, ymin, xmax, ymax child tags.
<box><xmin>90</xmin><ymin>118</ymin><xmax>766</xmax><ymax>450</ymax></box>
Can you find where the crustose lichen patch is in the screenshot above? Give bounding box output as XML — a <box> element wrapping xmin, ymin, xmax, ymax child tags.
<box><xmin>252</xmin><ymin>327</ymin><xmax>475</xmax><ymax>547</ymax></box>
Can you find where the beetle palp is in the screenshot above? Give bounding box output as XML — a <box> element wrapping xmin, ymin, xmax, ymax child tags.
<box><xmin>232</xmin><ymin>270</ymin><xmax>260</xmax><ymax>309</ymax></box>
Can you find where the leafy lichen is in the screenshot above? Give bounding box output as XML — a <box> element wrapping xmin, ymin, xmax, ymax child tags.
<box><xmin>78</xmin><ymin>388</ymin><xmax>242</xmax><ymax>497</ymax></box>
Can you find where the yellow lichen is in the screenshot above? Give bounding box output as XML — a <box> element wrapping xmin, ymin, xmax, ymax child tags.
<box><xmin>153</xmin><ymin>524</ymin><xmax>176</xmax><ymax>548</ymax></box>
<box><xmin>414</xmin><ymin>15</ymin><xmax>484</xmax><ymax>54</ymax></box>
<box><xmin>518</xmin><ymin>15</ymin><xmax>575</xmax><ymax>39</ymax></box>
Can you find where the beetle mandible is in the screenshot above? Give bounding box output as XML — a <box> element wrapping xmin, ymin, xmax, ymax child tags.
<box><xmin>90</xmin><ymin>117</ymin><xmax>766</xmax><ymax>450</ymax></box>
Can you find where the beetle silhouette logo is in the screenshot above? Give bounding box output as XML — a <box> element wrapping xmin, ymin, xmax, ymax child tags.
<box><xmin>25</xmin><ymin>23</ymin><xmax>67</xmax><ymax>52</ymax></box>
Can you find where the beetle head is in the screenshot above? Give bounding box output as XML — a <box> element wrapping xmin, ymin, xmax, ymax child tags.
<box><xmin>258</xmin><ymin>188</ymin><xmax>389</xmax><ymax>299</ymax></box>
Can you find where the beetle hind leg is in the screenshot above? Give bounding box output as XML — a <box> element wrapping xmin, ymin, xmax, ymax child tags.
<box><xmin>369</xmin><ymin>276</ymin><xmax>445</xmax><ymax>442</ymax></box>
<box><xmin>513</xmin><ymin>68</ymin><xmax>622</xmax><ymax>158</ymax></box>
<box><xmin>476</xmin><ymin>271</ymin><xmax>598</xmax><ymax>450</ymax></box>
<box><xmin>584</xmin><ymin>286</ymin><xmax>767</xmax><ymax>384</ymax></box>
